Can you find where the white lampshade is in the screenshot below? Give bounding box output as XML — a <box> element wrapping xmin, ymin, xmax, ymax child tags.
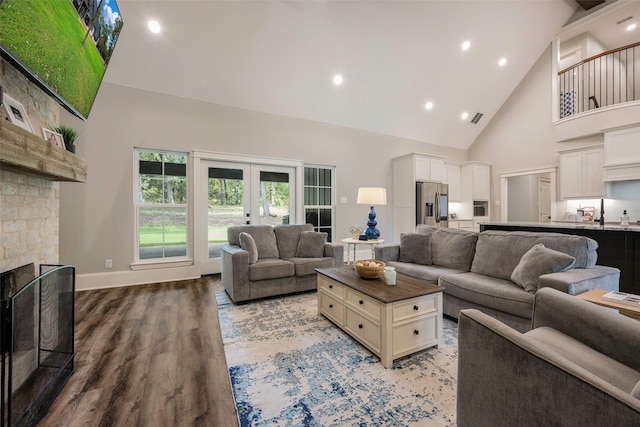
<box><xmin>357</xmin><ymin>187</ymin><xmax>387</xmax><ymax>205</ymax></box>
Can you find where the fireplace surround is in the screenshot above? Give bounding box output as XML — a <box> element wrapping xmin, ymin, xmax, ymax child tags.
<box><xmin>1</xmin><ymin>263</ymin><xmax>75</xmax><ymax>427</ymax></box>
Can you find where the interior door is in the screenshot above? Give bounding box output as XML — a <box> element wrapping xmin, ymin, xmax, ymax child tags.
<box><xmin>539</xmin><ymin>177</ymin><xmax>551</xmax><ymax>223</ymax></box>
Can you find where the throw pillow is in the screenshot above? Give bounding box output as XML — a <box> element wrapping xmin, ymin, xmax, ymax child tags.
<box><xmin>239</xmin><ymin>232</ymin><xmax>259</xmax><ymax>264</ymax></box>
<box><xmin>511</xmin><ymin>244</ymin><xmax>576</xmax><ymax>293</ymax></box>
<box><xmin>296</xmin><ymin>231</ymin><xmax>327</xmax><ymax>258</ymax></box>
<box><xmin>398</xmin><ymin>233</ymin><xmax>432</xmax><ymax>265</ymax></box>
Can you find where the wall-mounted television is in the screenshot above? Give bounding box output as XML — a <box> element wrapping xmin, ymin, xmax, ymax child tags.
<box><xmin>0</xmin><ymin>0</ymin><xmax>123</xmax><ymax>120</ymax></box>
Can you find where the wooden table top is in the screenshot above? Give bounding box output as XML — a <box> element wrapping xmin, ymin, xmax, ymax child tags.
<box><xmin>316</xmin><ymin>266</ymin><xmax>444</xmax><ymax>303</ymax></box>
<box><xmin>576</xmin><ymin>289</ymin><xmax>640</xmax><ymax>320</ymax></box>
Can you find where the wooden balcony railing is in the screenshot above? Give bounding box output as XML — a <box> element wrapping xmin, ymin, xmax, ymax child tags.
<box><xmin>558</xmin><ymin>42</ymin><xmax>640</xmax><ymax>118</ymax></box>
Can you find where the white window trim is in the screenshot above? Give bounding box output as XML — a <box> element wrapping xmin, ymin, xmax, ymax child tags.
<box><xmin>132</xmin><ymin>148</ymin><xmax>192</xmax><ymax>269</ymax></box>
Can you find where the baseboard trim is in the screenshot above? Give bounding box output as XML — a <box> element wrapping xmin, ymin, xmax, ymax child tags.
<box><xmin>76</xmin><ymin>265</ymin><xmax>201</xmax><ymax>291</ymax></box>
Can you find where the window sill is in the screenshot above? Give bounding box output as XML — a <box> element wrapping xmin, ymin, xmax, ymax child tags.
<box><xmin>130</xmin><ymin>258</ymin><xmax>193</xmax><ymax>271</ymax></box>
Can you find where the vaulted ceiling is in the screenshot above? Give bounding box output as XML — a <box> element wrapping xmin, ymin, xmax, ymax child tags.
<box><xmin>104</xmin><ymin>1</ymin><xmax>584</xmax><ymax>150</ymax></box>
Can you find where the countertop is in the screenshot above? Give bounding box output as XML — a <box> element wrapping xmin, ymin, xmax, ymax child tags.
<box><xmin>480</xmin><ymin>221</ymin><xmax>640</xmax><ymax>232</ymax></box>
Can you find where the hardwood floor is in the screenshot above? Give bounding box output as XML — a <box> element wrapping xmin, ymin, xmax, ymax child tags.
<box><xmin>40</xmin><ymin>276</ymin><xmax>239</xmax><ymax>427</ymax></box>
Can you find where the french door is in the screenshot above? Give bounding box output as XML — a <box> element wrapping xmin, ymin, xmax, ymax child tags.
<box><xmin>199</xmin><ymin>160</ymin><xmax>295</xmax><ymax>274</ymax></box>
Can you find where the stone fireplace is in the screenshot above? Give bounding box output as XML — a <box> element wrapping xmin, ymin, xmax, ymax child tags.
<box><xmin>1</xmin><ymin>58</ymin><xmax>85</xmax><ymax>426</ymax></box>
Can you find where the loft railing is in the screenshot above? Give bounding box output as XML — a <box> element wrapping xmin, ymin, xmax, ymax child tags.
<box><xmin>558</xmin><ymin>42</ymin><xmax>640</xmax><ymax>118</ymax></box>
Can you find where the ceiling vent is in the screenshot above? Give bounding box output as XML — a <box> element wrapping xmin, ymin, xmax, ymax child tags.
<box><xmin>470</xmin><ymin>113</ymin><xmax>483</xmax><ymax>124</ymax></box>
<box><xmin>575</xmin><ymin>1</ymin><xmax>605</xmax><ymax>11</ymax></box>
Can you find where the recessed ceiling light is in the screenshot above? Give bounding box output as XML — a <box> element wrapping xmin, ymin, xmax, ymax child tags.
<box><xmin>148</xmin><ymin>20</ymin><xmax>161</xmax><ymax>34</ymax></box>
<box><xmin>333</xmin><ymin>74</ymin><xmax>343</xmax><ymax>86</ymax></box>
<box><xmin>461</xmin><ymin>41</ymin><xmax>471</xmax><ymax>51</ymax></box>
<box><xmin>498</xmin><ymin>57</ymin><xmax>507</xmax><ymax>67</ymax></box>
<box><xmin>425</xmin><ymin>101</ymin><xmax>434</xmax><ymax>110</ymax></box>
<box><xmin>461</xmin><ymin>112</ymin><xmax>469</xmax><ymax>120</ymax></box>
<box><xmin>627</xmin><ymin>23</ymin><xmax>637</xmax><ymax>31</ymax></box>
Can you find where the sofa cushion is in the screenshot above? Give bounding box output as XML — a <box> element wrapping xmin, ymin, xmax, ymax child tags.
<box><xmin>525</xmin><ymin>326</ymin><xmax>640</xmax><ymax>395</ymax></box>
<box><xmin>425</xmin><ymin>227</ymin><xmax>478</xmax><ymax>271</ymax></box>
<box><xmin>274</xmin><ymin>224</ymin><xmax>314</xmax><ymax>258</ymax></box>
<box><xmin>248</xmin><ymin>258</ymin><xmax>295</xmax><ymax>281</ymax></box>
<box><xmin>439</xmin><ymin>272</ymin><xmax>535</xmax><ymax>319</ymax></box>
<box><xmin>511</xmin><ymin>244</ymin><xmax>576</xmax><ymax>292</ymax></box>
<box><xmin>296</xmin><ymin>231</ymin><xmax>327</xmax><ymax>258</ymax></box>
<box><xmin>288</xmin><ymin>257</ymin><xmax>334</xmax><ymax>276</ymax></box>
<box><xmin>471</xmin><ymin>231</ymin><xmax>597</xmax><ymax>281</ymax></box>
<box><xmin>398</xmin><ymin>233</ymin><xmax>432</xmax><ymax>265</ymax></box>
<box><xmin>387</xmin><ymin>261</ymin><xmax>466</xmax><ymax>282</ymax></box>
<box><xmin>239</xmin><ymin>232</ymin><xmax>259</xmax><ymax>264</ymax></box>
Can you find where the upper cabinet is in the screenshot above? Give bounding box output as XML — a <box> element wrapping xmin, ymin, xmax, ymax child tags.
<box><xmin>392</xmin><ymin>153</ymin><xmax>446</xmax><ymax>239</ymax></box>
<box><xmin>603</xmin><ymin>126</ymin><xmax>640</xmax><ymax>182</ymax></box>
<box><xmin>461</xmin><ymin>162</ymin><xmax>491</xmax><ymax>201</ymax></box>
<box><xmin>415</xmin><ymin>155</ymin><xmax>444</xmax><ymax>182</ymax></box>
<box><xmin>559</xmin><ymin>145</ymin><xmax>604</xmax><ymax>199</ymax></box>
<box><xmin>444</xmin><ymin>163</ymin><xmax>461</xmax><ymax>202</ymax></box>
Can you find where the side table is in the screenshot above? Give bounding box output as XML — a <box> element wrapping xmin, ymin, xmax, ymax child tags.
<box><xmin>341</xmin><ymin>238</ymin><xmax>384</xmax><ymax>265</ymax></box>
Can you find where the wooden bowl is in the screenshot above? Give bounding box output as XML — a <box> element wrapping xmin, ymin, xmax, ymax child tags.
<box><xmin>355</xmin><ymin>260</ymin><xmax>386</xmax><ymax>279</ymax></box>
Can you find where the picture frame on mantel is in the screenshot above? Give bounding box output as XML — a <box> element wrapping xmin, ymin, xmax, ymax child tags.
<box><xmin>42</xmin><ymin>128</ymin><xmax>65</xmax><ymax>149</ymax></box>
<box><xmin>3</xmin><ymin>93</ymin><xmax>34</xmax><ymax>133</ymax></box>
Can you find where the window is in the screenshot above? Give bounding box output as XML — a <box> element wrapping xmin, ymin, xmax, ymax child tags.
<box><xmin>135</xmin><ymin>149</ymin><xmax>188</xmax><ymax>261</ymax></box>
<box><xmin>303</xmin><ymin>165</ymin><xmax>335</xmax><ymax>242</ymax></box>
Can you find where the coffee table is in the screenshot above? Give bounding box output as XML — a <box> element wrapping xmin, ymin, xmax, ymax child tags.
<box><xmin>576</xmin><ymin>289</ymin><xmax>640</xmax><ymax>321</ymax></box>
<box><xmin>316</xmin><ymin>266</ymin><xmax>445</xmax><ymax>368</ymax></box>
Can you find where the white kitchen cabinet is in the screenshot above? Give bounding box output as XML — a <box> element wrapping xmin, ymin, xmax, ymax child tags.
<box><xmin>603</xmin><ymin>126</ymin><xmax>640</xmax><ymax>181</ymax></box>
<box><xmin>472</xmin><ymin>164</ymin><xmax>491</xmax><ymax>200</ymax></box>
<box><xmin>415</xmin><ymin>156</ymin><xmax>444</xmax><ymax>182</ymax></box>
<box><xmin>445</xmin><ymin>163</ymin><xmax>461</xmax><ymax>202</ymax></box>
<box><xmin>392</xmin><ymin>154</ymin><xmax>447</xmax><ymax>239</ymax></box>
<box><xmin>459</xmin><ymin>162</ymin><xmax>491</xmax><ymax>219</ymax></box>
<box><xmin>559</xmin><ymin>145</ymin><xmax>604</xmax><ymax>199</ymax></box>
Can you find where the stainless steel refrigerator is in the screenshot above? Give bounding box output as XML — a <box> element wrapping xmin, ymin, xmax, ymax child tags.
<box><xmin>416</xmin><ymin>181</ymin><xmax>449</xmax><ymax>227</ymax></box>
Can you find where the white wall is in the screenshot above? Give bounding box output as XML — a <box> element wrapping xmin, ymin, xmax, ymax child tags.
<box><xmin>59</xmin><ymin>82</ymin><xmax>466</xmax><ymax>287</ymax></box>
<box><xmin>469</xmin><ymin>44</ymin><xmax>640</xmax><ymax>222</ymax></box>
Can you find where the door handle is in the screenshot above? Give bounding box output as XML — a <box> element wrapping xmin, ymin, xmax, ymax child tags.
<box><xmin>435</xmin><ymin>192</ymin><xmax>440</xmax><ymax>223</ymax></box>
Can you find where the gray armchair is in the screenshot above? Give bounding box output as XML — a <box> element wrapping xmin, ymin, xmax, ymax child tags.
<box><xmin>221</xmin><ymin>223</ymin><xmax>343</xmax><ymax>303</ymax></box>
<box><xmin>457</xmin><ymin>287</ymin><xmax>640</xmax><ymax>427</ymax></box>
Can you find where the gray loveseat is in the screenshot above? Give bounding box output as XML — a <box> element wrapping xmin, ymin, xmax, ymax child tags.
<box><xmin>221</xmin><ymin>224</ymin><xmax>344</xmax><ymax>303</ymax></box>
<box><xmin>375</xmin><ymin>226</ymin><xmax>620</xmax><ymax>332</ymax></box>
<box><xmin>457</xmin><ymin>287</ymin><xmax>640</xmax><ymax>426</ymax></box>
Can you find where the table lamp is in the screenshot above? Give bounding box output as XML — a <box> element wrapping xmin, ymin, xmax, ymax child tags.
<box><xmin>357</xmin><ymin>187</ymin><xmax>387</xmax><ymax>240</ymax></box>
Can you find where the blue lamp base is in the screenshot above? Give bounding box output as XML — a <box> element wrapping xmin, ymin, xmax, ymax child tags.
<box><xmin>364</xmin><ymin>205</ymin><xmax>380</xmax><ymax>240</ymax></box>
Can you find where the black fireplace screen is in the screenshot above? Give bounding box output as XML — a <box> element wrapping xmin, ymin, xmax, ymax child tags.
<box><xmin>1</xmin><ymin>264</ymin><xmax>75</xmax><ymax>427</ymax></box>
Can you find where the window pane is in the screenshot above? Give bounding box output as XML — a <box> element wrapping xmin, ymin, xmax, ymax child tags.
<box><xmin>319</xmin><ymin>168</ymin><xmax>331</xmax><ymax>186</ymax></box>
<box><xmin>139</xmin><ymin>176</ymin><xmax>165</xmax><ymax>203</ymax></box>
<box><xmin>305</xmin><ymin>209</ymin><xmax>319</xmax><ymax>226</ymax></box>
<box><xmin>320</xmin><ymin>209</ymin><xmax>332</xmax><ymax>226</ymax></box>
<box><xmin>304</xmin><ymin>167</ymin><xmax>317</xmax><ymax>186</ymax></box>
<box><xmin>304</xmin><ymin>187</ymin><xmax>317</xmax><ymax>205</ymax></box>
<box><xmin>139</xmin><ymin>206</ymin><xmax>187</xmax><ymax>259</ymax></box>
<box><xmin>319</xmin><ymin>188</ymin><xmax>331</xmax><ymax>205</ymax></box>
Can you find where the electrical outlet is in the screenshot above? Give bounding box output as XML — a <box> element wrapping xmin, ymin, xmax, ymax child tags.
<box><xmin>105</xmin><ymin>259</ymin><xmax>113</xmax><ymax>269</ymax></box>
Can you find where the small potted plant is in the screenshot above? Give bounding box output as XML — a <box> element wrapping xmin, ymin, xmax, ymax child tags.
<box><xmin>52</xmin><ymin>125</ymin><xmax>79</xmax><ymax>154</ymax></box>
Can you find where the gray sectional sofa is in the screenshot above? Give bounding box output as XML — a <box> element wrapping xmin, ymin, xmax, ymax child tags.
<box><xmin>375</xmin><ymin>225</ymin><xmax>620</xmax><ymax>332</ymax></box>
<box><xmin>221</xmin><ymin>223</ymin><xmax>344</xmax><ymax>303</ymax></box>
<box><xmin>457</xmin><ymin>287</ymin><xmax>640</xmax><ymax>426</ymax></box>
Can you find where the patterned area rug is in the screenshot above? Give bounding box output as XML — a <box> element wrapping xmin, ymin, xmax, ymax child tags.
<box><xmin>217</xmin><ymin>291</ymin><xmax>458</xmax><ymax>427</ymax></box>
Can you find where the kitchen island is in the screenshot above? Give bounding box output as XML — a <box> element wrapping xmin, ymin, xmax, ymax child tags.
<box><xmin>480</xmin><ymin>222</ymin><xmax>640</xmax><ymax>294</ymax></box>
